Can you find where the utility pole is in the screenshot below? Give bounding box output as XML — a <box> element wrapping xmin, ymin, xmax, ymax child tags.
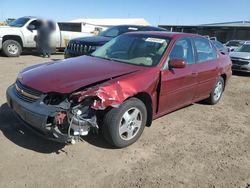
<box><xmin>158</xmin><ymin>16</ymin><xmax>161</xmax><ymax>26</ymax></box>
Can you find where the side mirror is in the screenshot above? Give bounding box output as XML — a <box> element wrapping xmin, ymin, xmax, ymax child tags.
<box><xmin>169</xmin><ymin>59</ymin><xmax>186</xmax><ymax>68</ymax></box>
<box><xmin>27</xmin><ymin>24</ymin><xmax>35</xmax><ymax>30</ymax></box>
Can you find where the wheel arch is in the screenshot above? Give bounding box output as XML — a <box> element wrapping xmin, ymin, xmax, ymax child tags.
<box><xmin>132</xmin><ymin>92</ymin><xmax>153</xmax><ymax>127</ymax></box>
<box><xmin>3</xmin><ymin>35</ymin><xmax>23</xmax><ymax>47</ymax></box>
<box><xmin>220</xmin><ymin>73</ymin><xmax>227</xmax><ymax>90</ymax></box>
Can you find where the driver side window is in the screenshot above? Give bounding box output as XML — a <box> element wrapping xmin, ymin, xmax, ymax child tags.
<box><xmin>169</xmin><ymin>38</ymin><xmax>195</xmax><ymax>65</ymax></box>
<box><xmin>28</xmin><ymin>20</ymin><xmax>41</xmax><ymax>30</ymax></box>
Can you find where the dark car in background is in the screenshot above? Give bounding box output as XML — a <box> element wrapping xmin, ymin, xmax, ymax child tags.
<box><xmin>64</xmin><ymin>25</ymin><xmax>166</xmax><ymax>58</ymax></box>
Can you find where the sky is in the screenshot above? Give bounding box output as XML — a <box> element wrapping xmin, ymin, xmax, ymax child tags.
<box><xmin>1</xmin><ymin>0</ymin><xmax>250</xmax><ymax>26</ymax></box>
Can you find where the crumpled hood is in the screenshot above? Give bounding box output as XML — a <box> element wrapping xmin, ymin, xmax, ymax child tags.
<box><xmin>70</xmin><ymin>36</ymin><xmax>111</xmax><ymax>46</ymax></box>
<box><xmin>229</xmin><ymin>52</ymin><xmax>250</xmax><ymax>60</ymax></box>
<box><xmin>19</xmin><ymin>56</ymin><xmax>142</xmax><ymax>93</ymax></box>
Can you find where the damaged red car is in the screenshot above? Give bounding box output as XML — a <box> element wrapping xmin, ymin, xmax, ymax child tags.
<box><xmin>6</xmin><ymin>32</ymin><xmax>232</xmax><ymax>148</ymax></box>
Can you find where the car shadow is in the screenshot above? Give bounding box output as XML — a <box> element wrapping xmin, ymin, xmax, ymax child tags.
<box><xmin>0</xmin><ymin>50</ymin><xmax>64</xmax><ymax>58</ymax></box>
<box><xmin>195</xmin><ymin>100</ymin><xmax>210</xmax><ymax>106</ymax></box>
<box><xmin>50</xmin><ymin>59</ymin><xmax>63</xmax><ymax>61</ymax></box>
<box><xmin>0</xmin><ymin>103</ymin><xmax>66</xmax><ymax>154</ymax></box>
<box><xmin>22</xmin><ymin>51</ymin><xmax>64</xmax><ymax>57</ymax></box>
<box><xmin>80</xmin><ymin>133</ymin><xmax>117</xmax><ymax>150</ymax></box>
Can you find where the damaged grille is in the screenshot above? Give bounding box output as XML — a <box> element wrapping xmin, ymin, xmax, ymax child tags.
<box><xmin>14</xmin><ymin>81</ymin><xmax>43</xmax><ymax>103</ymax></box>
<box><xmin>67</xmin><ymin>42</ymin><xmax>92</xmax><ymax>54</ymax></box>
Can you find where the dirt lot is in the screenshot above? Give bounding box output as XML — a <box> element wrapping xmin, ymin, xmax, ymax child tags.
<box><xmin>0</xmin><ymin>53</ymin><xmax>249</xmax><ymax>188</ymax></box>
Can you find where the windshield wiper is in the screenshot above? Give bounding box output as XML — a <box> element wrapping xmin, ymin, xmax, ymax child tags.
<box><xmin>94</xmin><ymin>56</ymin><xmax>128</xmax><ymax>63</ymax></box>
<box><xmin>101</xmin><ymin>57</ymin><xmax>116</xmax><ymax>61</ymax></box>
<box><xmin>90</xmin><ymin>55</ymin><xmax>114</xmax><ymax>61</ymax></box>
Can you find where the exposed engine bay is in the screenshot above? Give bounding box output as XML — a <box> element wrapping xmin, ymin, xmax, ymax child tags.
<box><xmin>45</xmin><ymin>79</ymin><xmax>143</xmax><ymax>143</ymax></box>
<box><xmin>46</xmin><ymin>95</ymin><xmax>100</xmax><ymax>144</ymax></box>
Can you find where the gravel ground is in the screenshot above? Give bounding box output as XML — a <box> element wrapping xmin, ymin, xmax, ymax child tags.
<box><xmin>0</xmin><ymin>53</ymin><xmax>249</xmax><ymax>188</ymax></box>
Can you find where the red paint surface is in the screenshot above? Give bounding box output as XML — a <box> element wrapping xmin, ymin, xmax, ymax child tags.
<box><xmin>19</xmin><ymin>56</ymin><xmax>145</xmax><ymax>93</ymax></box>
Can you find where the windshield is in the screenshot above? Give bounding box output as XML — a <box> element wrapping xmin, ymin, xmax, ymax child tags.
<box><xmin>226</xmin><ymin>41</ymin><xmax>242</xmax><ymax>47</ymax></box>
<box><xmin>9</xmin><ymin>17</ymin><xmax>30</xmax><ymax>27</ymax></box>
<box><xmin>99</xmin><ymin>26</ymin><xmax>139</xmax><ymax>38</ymax></box>
<box><xmin>235</xmin><ymin>44</ymin><xmax>250</xmax><ymax>53</ymax></box>
<box><xmin>92</xmin><ymin>34</ymin><xmax>170</xmax><ymax>67</ymax></box>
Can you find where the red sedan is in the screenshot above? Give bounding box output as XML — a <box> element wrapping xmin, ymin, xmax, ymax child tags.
<box><xmin>6</xmin><ymin>32</ymin><xmax>232</xmax><ymax>148</ymax></box>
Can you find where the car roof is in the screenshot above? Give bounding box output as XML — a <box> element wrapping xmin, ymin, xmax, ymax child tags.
<box><xmin>21</xmin><ymin>16</ymin><xmax>38</xmax><ymax>19</ymax></box>
<box><xmin>228</xmin><ymin>40</ymin><xmax>245</xmax><ymax>42</ymax></box>
<box><xmin>110</xmin><ymin>25</ymin><xmax>166</xmax><ymax>31</ymax></box>
<box><xmin>123</xmin><ymin>31</ymin><xmax>201</xmax><ymax>39</ymax></box>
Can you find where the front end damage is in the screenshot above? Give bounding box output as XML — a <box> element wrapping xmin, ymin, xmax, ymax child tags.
<box><xmin>6</xmin><ymin>61</ymin><xmax>160</xmax><ymax>144</ymax></box>
<box><xmin>46</xmin><ymin>96</ymin><xmax>100</xmax><ymax>143</ymax></box>
<box><xmin>6</xmin><ymin>80</ymin><xmax>136</xmax><ymax>144</ymax></box>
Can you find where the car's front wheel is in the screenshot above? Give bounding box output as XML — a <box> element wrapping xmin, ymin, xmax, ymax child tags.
<box><xmin>2</xmin><ymin>40</ymin><xmax>22</xmax><ymax>57</ymax></box>
<box><xmin>102</xmin><ymin>98</ymin><xmax>147</xmax><ymax>148</ymax></box>
<box><xmin>207</xmin><ymin>76</ymin><xmax>225</xmax><ymax>105</ymax></box>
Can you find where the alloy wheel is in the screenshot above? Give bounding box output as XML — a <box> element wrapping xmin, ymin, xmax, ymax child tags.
<box><xmin>7</xmin><ymin>44</ymin><xmax>19</xmax><ymax>55</ymax></box>
<box><xmin>213</xmin><ymin>81</ymin><xmax>223</xmax><ymax>101</ymax></box>
<box><xmin>119</xmin><ymin>107</ymin><xmax>142</xmax><ymax>141</ymax></box>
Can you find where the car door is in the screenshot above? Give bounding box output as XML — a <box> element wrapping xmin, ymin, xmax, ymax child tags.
<box><xmin>158</xmin><ymin>37</ymin><xmax>198</xmax><ymax>114</ymax></box>
<box><xmin>192</xmin><ymin>37</ymin><xmax>219</xmax><ymax>101</ymax></box>
<box><xmin>24</xmin><ymin>20</ymin><xmax>41</xmax><ymax>48</ymax></box>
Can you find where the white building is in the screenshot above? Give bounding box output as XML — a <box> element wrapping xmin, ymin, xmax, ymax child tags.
<box><xmin>69</xmin><ymin>18</ymin><xmax>150</xmax><ymax>26</ymax></box>
<box><xmin>67</xmin><ymin>18</ymin><xmax>150</xmax><ymax>34</ymax></box>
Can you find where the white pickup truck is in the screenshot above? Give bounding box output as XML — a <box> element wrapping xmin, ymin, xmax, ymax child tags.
<box><xmin>0</xmin><ymin>16</ymin><xmax>93</xmax><ymax>57</ymax></box>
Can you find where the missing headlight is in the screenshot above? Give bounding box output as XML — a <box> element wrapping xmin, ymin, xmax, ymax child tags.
<box><xmin>44</xmin><ymin>93</ymin><xmax>67</xmax><ymax>105</ymax></box>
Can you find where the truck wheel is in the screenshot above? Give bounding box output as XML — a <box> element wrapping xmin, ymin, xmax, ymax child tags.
<box><xmin>2</xmin><ymin>40</ymin><xmax>22</xmax><ymax>57</ymax></box>
<box><xmin>102</xmin><ymin>98</ymin><xmax>147</xmax><ymax>148</ymax></box>
<box><xmin>207</xmin><ymin>76</ymin><xmax>224</xmax><ymax>105</ymax></box>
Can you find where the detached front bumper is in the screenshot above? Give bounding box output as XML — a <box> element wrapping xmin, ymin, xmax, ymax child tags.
<box><xmin>6</xmin><ymin>85</ymin><xmax>72</xmax><ymax>143</ymax></box>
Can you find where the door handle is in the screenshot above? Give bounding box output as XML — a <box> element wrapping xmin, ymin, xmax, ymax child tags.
<box><xmin>191</xmin><ymin>72</ymin><xmax>198</xmax><ymax>77</ymax></box>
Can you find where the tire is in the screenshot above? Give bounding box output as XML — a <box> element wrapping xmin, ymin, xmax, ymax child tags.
<box><xmin>102</xmin><ymin>98</ymin><xmax>147</xmax><ymax>148</ymax></box>
<box><xmin>207</xmin><ymin>76</ymin><xmax>225</xmax><ymax>105</ymax></box>
<box><xmin>2</xmin><ymin>40</ymin><xmax>22</xmax><ymax>57</ymax></box>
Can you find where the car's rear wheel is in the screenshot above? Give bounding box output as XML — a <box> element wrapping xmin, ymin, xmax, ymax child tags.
<box><xmin>207</xmin><ymin>76</ymin><xmax>224</xmax><ymax>105</ymax></box>
<box><xmin>102</xmin><ymin>98</ymin><xmax>147</xmax><ymax>148</ymax></box>
<box><xmin>2</xmin><ymin>40</ymin><xmax>22</xmax><ymax>57</ymax></box>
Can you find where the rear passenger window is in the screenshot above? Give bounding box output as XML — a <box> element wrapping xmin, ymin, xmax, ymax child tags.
<box><xmin>194</xmin><ymin>38</ymin><xmax>217</xmax><ymax>62</ymax></box>
<box><xmin>169</xmin><ymin>38</ymin><xmax>195</xmax><ymax>65</ymax></box>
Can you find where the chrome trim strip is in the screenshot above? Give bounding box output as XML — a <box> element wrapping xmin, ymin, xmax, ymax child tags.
<box><xmin>15</xmin><ymin>84</ymin><xmax>40</xmax><ymax>100</ymax></box>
